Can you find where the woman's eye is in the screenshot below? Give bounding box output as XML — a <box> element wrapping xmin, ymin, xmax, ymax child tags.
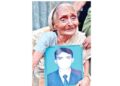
<box><xmin>71</xmin><ymin>16</ymin><xmax>76</xmax><ymax>20</ymax></box>
<box><xmin>60</xmin><ymin>18</ymin><xmax>66</xmax><ymax>22</ymax></box>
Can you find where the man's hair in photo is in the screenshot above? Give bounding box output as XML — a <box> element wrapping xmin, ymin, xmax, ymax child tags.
<box><xmin>55</xmin><ymin>48</ymin><xmax>73</xmax><ymax>59</ymax></box>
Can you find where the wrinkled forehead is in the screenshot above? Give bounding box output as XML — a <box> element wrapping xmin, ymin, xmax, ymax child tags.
<box><xmin>56</xmin><ymin>3</ymin><xmax>77</xmax><ymax>17</ymax></box>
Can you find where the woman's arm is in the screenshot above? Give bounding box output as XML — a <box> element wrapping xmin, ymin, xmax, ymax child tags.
<box><xmin>76</xmin><ymin>60</ymin><xmax>90</xmax><ymax>86</ymax></box>
<box><xmin>32</xmin><ymin>50</ymin><xmax>43</xmax><ymax>70</ymax></box>
<box><xmin>32</xmin><ymin>32</ymin><xmax>57</xmax><ymax>70</ymax></box>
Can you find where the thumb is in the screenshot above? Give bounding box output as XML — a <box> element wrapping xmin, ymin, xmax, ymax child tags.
<box><xmin>76</xmin><ymin>80</ymin><xmax>82</xmax><ymax>86</ymax></box>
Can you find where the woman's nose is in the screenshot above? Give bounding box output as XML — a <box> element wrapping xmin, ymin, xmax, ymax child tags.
<box><xmin>67</xmin><ymin>19</ymin><xmax>73</xmax><ymax>26</ymax></box>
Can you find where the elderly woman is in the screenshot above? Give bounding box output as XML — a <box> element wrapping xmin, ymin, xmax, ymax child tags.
<box><xmin>33</xmin><ymin>3</ymin><xmax>91</xmax><ymax>86</ymax></box>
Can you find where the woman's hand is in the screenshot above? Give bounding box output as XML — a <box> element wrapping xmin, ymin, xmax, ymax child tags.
<box><xmin>76</xmin><ymin>75</ymin><xmax>90</xmax><ymax>86</ymax></box>
<box><xmin>83</xmin><ymin>36</ymin><xmax>91</xmax><ymax>49</ymax></box>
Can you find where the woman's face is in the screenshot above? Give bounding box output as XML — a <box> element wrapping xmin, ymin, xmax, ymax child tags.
<box><xmin>53</xmin><ymin>4</ymin><xmax>79</xmax><ymax>36</ymax></box>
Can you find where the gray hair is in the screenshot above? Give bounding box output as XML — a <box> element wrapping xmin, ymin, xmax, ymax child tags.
<box><xmin>48</xmin><ymin>8</ymin><xmax>56</xmax><ymax>30</ymax></box>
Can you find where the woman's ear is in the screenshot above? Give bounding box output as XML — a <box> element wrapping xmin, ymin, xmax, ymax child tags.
<box><xmin>53</xmin><ymin>24</ymin><xmax>57</xmax><ymax>30</ymax></box>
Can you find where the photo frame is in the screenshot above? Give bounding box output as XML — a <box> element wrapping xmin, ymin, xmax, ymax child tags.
<box><xmin>44</xmin><ymin>45</ymin><xmax>83</xmax><ymax>86</ymax></box>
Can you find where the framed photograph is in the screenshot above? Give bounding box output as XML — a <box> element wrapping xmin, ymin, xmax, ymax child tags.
<box><xmin>44</xmin><ymin>45</ymin><xmax>83</xmax><ymax>86</ymax></box>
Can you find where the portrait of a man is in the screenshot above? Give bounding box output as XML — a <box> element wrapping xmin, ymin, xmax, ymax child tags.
<box><xmin>46</xmin><ymin>47</ymin><xmax>83</xmax><ymax>86</ymax></box>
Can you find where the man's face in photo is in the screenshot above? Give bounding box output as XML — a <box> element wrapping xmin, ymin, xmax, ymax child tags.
<box><xmin>55</xmin><ymin>52</ymin><xmax>74</xmax><ymax>70</ymax></box>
